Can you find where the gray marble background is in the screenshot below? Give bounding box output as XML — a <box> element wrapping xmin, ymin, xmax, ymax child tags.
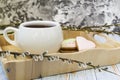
<box><xmin>0</xmin><ymin>0</ymin><xmax>120</xmax><ymax>27</ymax></box>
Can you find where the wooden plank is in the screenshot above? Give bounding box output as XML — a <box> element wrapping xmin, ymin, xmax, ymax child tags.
<box><xmin>68</xmin><ymin>70</ymin><xmax>96</xmax><ymax>80</ymax></box>
<box><xmin>115</xmin><ymin>63</ymin><xmax>120</xmax><ymax>76</ymax></box>
<box><xmin>0</xmin><ymin>46</ymin><xmax>2</xmax><ymax>51</ymax></box>
<box><xmin>35</xmin><ymin>74</ymin><xmax>69</xmax><ymax>80</ymax></box>
<box><xmin>0</xmin><ymin>61</ymin><xmax>8</xmax><ymax>80</ymax></box>
<box><xmin>36</xmin><ymin>69</ymin><xmax>96</xmax><ymax>80</ymax></box>
<box><xmin>95</xmin><ymin>65</ymin><xmax>120</xmax><ymax>80</ymax></box>
<box><xmin>84</xmin><ymin>69</ymin><xmax>96</xmax><ymax>80</ymax></box>
<box><xmin>0</xmin><ymin>34</ymin><xmax>13</xmax><ymax>46</ymax></box>
<box><xmin>24</xmin><ymin>60</ymin><xmax>33</xmax><ymax>80</ymax></box>
<box><xmin>5</xmin><ymin>62</ymin><xmax>16</xmax><ymax>80</ymax></box>
<box><xmin>32</xmin><ymin>60</ymin><xmax>41</xmax><ymax>79</ymax></box>
<box><xmin>4</xmin><ymin>59</ymin><xmax>33</xmax><ymax>80</ymax></box>
<box><xmin>2</xmin><ymin>49</ymin><xmax>120</xmax><ymax>78</ymax></box>
<box><xmin>36</xmin><ymin>65</ymin><xmax>120</xmax><ymax>80</ymax></box>
<box><xmin>111</xmin><ymin>65</ymin><xmax>120</xmax><ymax>76</ymax></box>
<box><xmin>15</xmin><ymin>59</ymin><xmax>33</xmax><ymax>80</ymax></box>
<box><xmin>15</xmin><ymin>61</ymin><xmax>25</xmax><ymax>80</ymax></box>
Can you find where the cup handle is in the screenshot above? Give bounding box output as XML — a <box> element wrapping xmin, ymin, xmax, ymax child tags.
<box><xmin>3</xmin><ymin>27</ymin><xmax>18</xmax><ymax>46</ymax></box>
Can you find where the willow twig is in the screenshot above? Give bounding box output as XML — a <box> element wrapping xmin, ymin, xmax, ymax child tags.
<box><xmin>0</xmin><ymin>51</ymin><xmax>120</xmax><ymax>77</ymax></box>
<box><xmin>62</xmin><ymin>23</ymin><xmax>120</xmax><ymax>35</ymax></box>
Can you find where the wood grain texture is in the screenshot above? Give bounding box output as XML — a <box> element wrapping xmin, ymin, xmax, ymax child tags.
<box><xmin>36</xmin><ymin>65</ymin><xmax>120</xmax><ymax>80</ymax></box>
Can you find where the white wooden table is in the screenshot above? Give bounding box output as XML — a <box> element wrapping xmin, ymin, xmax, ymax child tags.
<box><xmin>36</xmin><ymin>64</ymin><xmax>120</xmax><ymax>80</ymax></box>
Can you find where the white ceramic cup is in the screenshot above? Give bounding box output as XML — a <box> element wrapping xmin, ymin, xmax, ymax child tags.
<box><xmin>3</xmin><ymin>21</ymin><xmax>63</xmax><ymax>54</ymax></box>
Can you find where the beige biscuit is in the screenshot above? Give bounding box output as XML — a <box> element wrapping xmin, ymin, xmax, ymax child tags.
<box><xmin>61</xmin><ymin>38</ymin><xmax>77</xmax><ymax>50</ymax></box>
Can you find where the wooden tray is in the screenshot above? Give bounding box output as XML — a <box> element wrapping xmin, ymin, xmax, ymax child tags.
<box><xmin>1</xmin><ymin>30</ymin><xmax>120</xmax><ymax>80</ymax></box>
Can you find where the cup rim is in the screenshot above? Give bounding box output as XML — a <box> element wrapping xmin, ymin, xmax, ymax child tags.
<box><xmin>20</xmin><ymin>20</ymin><xmax>60</xmax><ymax>28</ymax></box>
